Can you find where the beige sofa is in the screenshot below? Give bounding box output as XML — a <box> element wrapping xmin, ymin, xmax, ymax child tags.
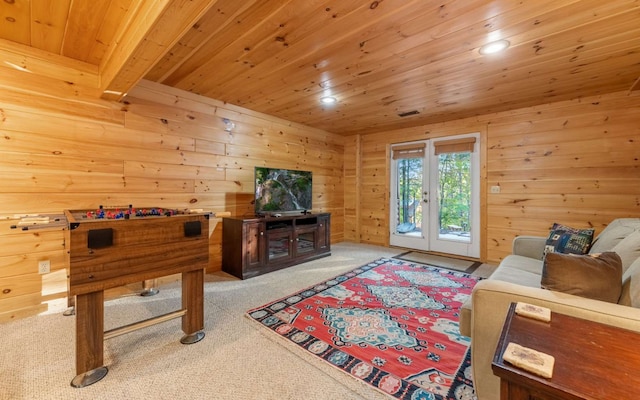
<box><xmin>459</xmin><ymin>218</ymin><xmax>640</xmax><ymax>400</ymax></box>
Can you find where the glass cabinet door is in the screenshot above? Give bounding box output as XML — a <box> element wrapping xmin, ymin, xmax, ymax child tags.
<box><xmin>267</xmin><ymin>230</ymin><xmax>293</xmax><ymax>262</ymax></box>
<box><xmin>296</xmin><ymin>228</ymin><xmax>317</xmax><ymax>255</ymax></box>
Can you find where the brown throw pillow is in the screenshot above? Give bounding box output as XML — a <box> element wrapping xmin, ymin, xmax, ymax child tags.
<box><xmin>541</xmin><ymin>252</ymin><xmax>622</xmax><ymax>303</ymax></box>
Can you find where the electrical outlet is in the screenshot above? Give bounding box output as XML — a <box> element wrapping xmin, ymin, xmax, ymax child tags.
<box><xmin>490</xmin><ymin>185</ymin><xmax>501</xmax><ymax>194</ymax></box>
<box><xmin>38</xmin><ymin>260</ymin><xmax>50</xmax><ymax>274</ymax></box>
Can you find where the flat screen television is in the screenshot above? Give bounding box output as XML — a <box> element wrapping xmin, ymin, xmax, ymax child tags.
<box><xmin>254</xmin><ymin>167</ymin><xmax>312</xmax><ymax>216</ymax></box>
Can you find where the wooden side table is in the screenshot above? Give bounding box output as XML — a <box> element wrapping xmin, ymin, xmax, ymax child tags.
<box><xmin>492</xmin><ymin>303</ymin><xmax>640</xmax><ymax>400</ymax></box>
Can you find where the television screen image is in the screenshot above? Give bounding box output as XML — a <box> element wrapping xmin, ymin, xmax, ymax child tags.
<box><xmin>255</xmin><ymin>167</ymin><xmax>312</xmax><ymax>215</ymax></box>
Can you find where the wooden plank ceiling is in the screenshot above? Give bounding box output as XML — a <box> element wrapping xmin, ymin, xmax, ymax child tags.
<box><xmin>1</xmin><ymin>0</ymin><xmax>639</xmax><ymax>136</ymax></box>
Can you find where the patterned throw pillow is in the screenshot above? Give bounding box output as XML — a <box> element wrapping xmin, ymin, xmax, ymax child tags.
<box><xmin>544</xmin><ymin>223</ymin><xmax>595</xmax><ymax>255</ymax></box>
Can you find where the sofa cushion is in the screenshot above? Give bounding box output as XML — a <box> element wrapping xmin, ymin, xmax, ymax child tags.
<box><xmin>541</xmin><ymin>252</ymin><xmax>622</xmax><ymax>303</ymax></box>
<box><xmin>544</xmin><ymin>223</ymin><xmax>594</xmax><ymax>255</ymax></box>
<box><xmin>620</xmin><ymin>258</ymin><xmax>640</xmax><ymax>308</ymax></box>
<box><xmin>589</xmin><ymin>219</ymin><xmax>640</xmax><ymax>254</ymax></box>
<box><xmin>489</xmin><ymin>254</ymin><xmax>543</xmax><ymax>287</ymax></box>
<box><xmin>611</xmin><ymin>229</ymin><xmax>640</xmax><ymax>273</ymax></box>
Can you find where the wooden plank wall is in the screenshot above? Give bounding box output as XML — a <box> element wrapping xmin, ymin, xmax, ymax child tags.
<box><xmin>343</xmin><ymin>135</ymin><xmax>360</xmax><ymax>242</ymax></box>
<box><xmin>0</xmin><ymin>72</ymin><xmax>344</xmax><ymax>321</ymax></box>
<box><xmin>486</xmin><ymin>91</ymin><xmax>640</xmax><ymax>261</ymax></box>
<box><xmin>1</xmin><ymin>64</ymin><xmax>637</xmax><ymax>322</ymax></box>
<box><xmin>346</xmin><ymin>90</ymin><xmax>640</xmax><ymax>263</ymax></box>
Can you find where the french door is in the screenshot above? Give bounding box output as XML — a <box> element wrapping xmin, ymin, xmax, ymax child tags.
<box><xmin>389</xmin><ymin>133</ymin><xmax>480</xmax><ymax>258</ymax></box>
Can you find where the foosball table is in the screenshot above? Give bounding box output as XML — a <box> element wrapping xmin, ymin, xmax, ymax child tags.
<box><xmin>64</xmin><ymin>206</ymin><xmax>211</xmax><ymax>387</ymax></box>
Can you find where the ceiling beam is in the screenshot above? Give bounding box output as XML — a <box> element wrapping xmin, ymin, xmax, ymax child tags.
<box><xmin>99</xmin><ymin>0</ymin><xmax>219</xmax><ymax>102</ymax></box>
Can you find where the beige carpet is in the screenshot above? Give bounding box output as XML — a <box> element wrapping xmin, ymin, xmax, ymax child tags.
<box><xmin>0</xmin><ymin>243</ymin><xmax>498</xmax><ymax>399</ymax></box>
<box><xmin>0</xmin><ymin>243</ymin><xmax>412</xmax><ymax>400</ymax></box>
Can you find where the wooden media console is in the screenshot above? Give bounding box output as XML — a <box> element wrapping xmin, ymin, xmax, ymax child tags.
<box><xmin>65</xmin><ymin>208</ymin><xmax>210</xmax><ymax>387</ymax></box>
<box><xmin>222</xmin><ymin>213</ymin><xmax>330</xmax><ymax>279</ymax></box>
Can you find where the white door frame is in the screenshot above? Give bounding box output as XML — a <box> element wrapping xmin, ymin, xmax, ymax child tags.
<box><xmin>389</xmin><ymin>133</ymin><xmax>480</xmax><ymax>258</ymax></box>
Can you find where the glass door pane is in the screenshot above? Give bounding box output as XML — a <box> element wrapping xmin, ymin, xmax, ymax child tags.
<box><xmin>436</xmin><ymin>152</ymin><xmax>471</xmax><ymax>243</ymax></box>
<box><xmin>389</xmin><ymin>141</ymin><xmax>429</xmax><ymax>250</ymax></box>
<box><xmin>395</xmin><ymin>157</ymin><xmax>423</xmax><ymax>236</ymax></box>
<box><xmin>428</xmin><ymin>133</ymin><xmax>480</xmax><ymax>258</ymax></box>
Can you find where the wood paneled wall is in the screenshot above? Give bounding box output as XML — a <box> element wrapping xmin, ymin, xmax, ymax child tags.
<box><xmin>0</xmin><ymin>71</ymin><xmax>344</xmax><ymax>321</ymax></box>
<box><xmin>486</xmin><ymin>91</ymin><xmax>640</xmax><ymax>261</ymax></box>
<box><xmin>346</xmin><ymin>90</ymin><xmax>640</xmax><ymax>263</ymax></box>
<box><xmin>1</xmin><ymin>61</ymin><xmax>638</xmax><ymax>322</ymax></box>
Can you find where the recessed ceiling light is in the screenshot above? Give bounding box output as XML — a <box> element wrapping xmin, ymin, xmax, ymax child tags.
<box><xmin>320</xmin><ymin>96</ymin><xmax>337</xmax><ymax>104</ymax></box>
<box><xmin>479</xmin><ymin>39</ymin><xmax>510</xmax><ymax>55</ymax></box>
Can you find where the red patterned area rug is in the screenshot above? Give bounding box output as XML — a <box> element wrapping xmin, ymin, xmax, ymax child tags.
<box><xmin>246</xmin><ymin>258</ymin><xmax>479</xmax><ymax>400</ymax></box>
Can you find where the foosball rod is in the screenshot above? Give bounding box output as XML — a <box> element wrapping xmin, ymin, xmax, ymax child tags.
<box><xmin>10</xmin><ymin>220</ymin><xmax>67</xmax><ymax>231</ymax></box>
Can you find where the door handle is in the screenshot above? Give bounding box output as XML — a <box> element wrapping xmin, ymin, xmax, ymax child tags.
<box><xmin>423</xmin><ymin>191</ymin><xmax>429</xmax><ymax>203</ymax></box>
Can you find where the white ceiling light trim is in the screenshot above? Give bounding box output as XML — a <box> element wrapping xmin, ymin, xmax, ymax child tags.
<box><xmin>320</xmin><ymin>96</ymin><xmax>337</xmax><ymax>104</ymax></box>
<box><xmin>479</xmin><ymin>39</ymin><xmax>510</xmax><ymax>55</ymax></box>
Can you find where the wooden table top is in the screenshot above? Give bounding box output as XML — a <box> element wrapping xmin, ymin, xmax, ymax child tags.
<box><xmin>492</xmin><ymin>303</ymin><xmax>640</xmax><ymax>400</ymax></box>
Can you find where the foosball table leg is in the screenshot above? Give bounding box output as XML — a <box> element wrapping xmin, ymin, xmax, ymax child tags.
<box><xmin>140</xmin><ymin>279</ymin><xmax>159</xmax><ymax>296</ymax></box>
<box><xmin>63</xmin><ymin>295</ymin><xmax>75</xmax><ymax>316</ymax></box>
<box><xmin>180</xmin><ymin>269</ymin><xmax>205</xmax><ymax>344</ymax></box>
<box><xmin>71</xmin><ymin>291</ymin><xmax>108</xmax><ymax>388</ymax></box>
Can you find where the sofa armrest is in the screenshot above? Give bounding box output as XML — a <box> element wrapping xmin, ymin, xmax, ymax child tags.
<box><xmin>468</xmin><ymin>279</ymin><xmax>640</xmax><ymax>400</ymax></box>
<box><xmin>512</xmin><ymin>235</ymin><xmax>546</xmax><ymax>260</ymax></box>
